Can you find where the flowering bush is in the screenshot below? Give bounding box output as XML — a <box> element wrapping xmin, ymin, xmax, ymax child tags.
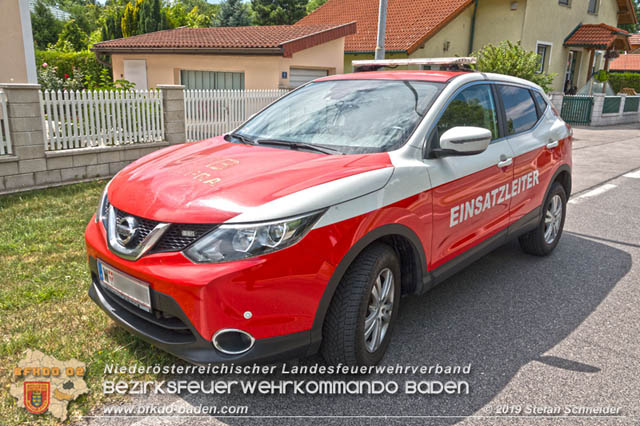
<box><xmin>37</xmin><ymin>63</ymin><xmax>86</xmax><ymax>91</ymax></box>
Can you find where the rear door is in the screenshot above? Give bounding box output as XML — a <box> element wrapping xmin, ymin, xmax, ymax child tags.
<box><xmin>497</xmin><ymin>85</ymin><xmax>560</xmax><ymax>228</ymax></box>
<box><xmin>427</xmin><ymin>83</ymin><xmax>515</xmax><ymax>271</ymax></box>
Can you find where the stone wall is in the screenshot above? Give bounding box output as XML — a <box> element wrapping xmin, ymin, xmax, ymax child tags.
<box><xmin>0</xmin><ymin>84</ymin><xmax>185</xmax><ymax>194</ymax></box>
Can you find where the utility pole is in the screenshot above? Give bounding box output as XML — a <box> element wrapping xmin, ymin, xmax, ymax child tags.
<box><xmin>374</xmin><ymin>0</ymin><xmax>388</xmax><ymax>60</ymax></box>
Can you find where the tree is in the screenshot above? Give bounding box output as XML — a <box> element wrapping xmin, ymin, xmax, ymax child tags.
<box><xmin>101</xmin><ymin>6</ymin><xmax>123</xmax><ymax>41</ymax></box>
<box><xmin>31</xmin><ymin>0</ymin><xmax>63</xmax><ymax>49</ymax></box>
<box><xmin>216</xmin><ymin>0</ymin><xmax>251</xmax><ymax>27</ymax></box>
<box><xmin>56</xmin><ymin>19</ymin><xmax>89</xmax><ymax>51</ymax></box>
<box><xmin>306</xmin><ymin>0</ymin><xmax>327</xmax><ymax>14</ymax></box>
<box><xmin>473</xmin><ymin>41</ymin><xmax>556</xmax><ymax>93</ymax></box>
<box><xmin>251</xmin><ymin>0</ymin><xmax>307</xmax><ymax>25</ymax></box>
<box><xmin>186</xmin><ymin>7</ymin><xmax>211</xmax><ymax>28</ymax></box>
<box><xmin>121</xmin><ymin>1</ymin><xmax>139</xmax><ymax>37</ymax></box>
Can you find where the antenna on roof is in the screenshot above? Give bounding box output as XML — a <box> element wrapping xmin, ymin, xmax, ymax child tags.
<box><xmin>352</xmin><ymin>57</ymin><xmax>477</xmax><ymax>72</ymax></box>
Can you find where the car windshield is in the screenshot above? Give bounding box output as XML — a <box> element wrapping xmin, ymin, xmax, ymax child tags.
<box><xmin>234</xmin><ymin>79</ymin><xmax>443</xmax><ymax>154</ymax></box>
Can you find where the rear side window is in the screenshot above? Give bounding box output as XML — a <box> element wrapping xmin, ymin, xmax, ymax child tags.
<box><xmin>436</xmin><ymin>84</ymin><xmax>499</xmax><ymax>140</ymax></box>
<box><xmin>532</xmin><ymin>91</ymin><xmax>548</xmax><ymax>116</ymax></box>
<box><xmin>497</xmin><ymin>85</ymin><xmax>539</xmax><ymax>135</ymax></box>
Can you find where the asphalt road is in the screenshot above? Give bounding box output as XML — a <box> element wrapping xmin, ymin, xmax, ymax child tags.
<box><xmin>81</xmin><ymin>125</ymin><xmax>640</xmax><ymax>426</ymax></box>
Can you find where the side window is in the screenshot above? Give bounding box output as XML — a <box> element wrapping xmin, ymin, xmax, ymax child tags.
<box><xmin>497</xmin><ymin>85</ymin><xmax>539</xmax><ymax>135</ymax></box>
<box><xmin>436</xmin><ymin>85</ymin><xmax>499</xmax><ymax>140</ymax></box>
<box><xmin>532</xmin><ymin>91</ymin><xmax>548</xmax><ymax>117</ymax></box>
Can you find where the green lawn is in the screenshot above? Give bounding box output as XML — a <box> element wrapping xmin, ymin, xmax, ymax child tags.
<box><xmin>0</xmin><ymin>181</ymin><xmax>176</xmax><ymax>425</ymax></box>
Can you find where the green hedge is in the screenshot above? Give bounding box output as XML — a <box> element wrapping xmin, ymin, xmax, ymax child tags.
<box><xmin>35</xmin><ymin>50</ymin><xmax>106</xmax><ymax>82</ymax></box>
<box><xmin>608</xmin><ymin>72</ymin><xmax>640</xmax><ymax>94</ymax></box>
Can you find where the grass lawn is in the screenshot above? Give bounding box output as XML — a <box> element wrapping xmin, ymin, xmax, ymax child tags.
<box><xmin>0</xmin><ymin>181</ymin><xmax>177</xmax><ymax>425</ymax></box>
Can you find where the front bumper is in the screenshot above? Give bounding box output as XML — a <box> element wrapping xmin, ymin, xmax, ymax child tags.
<box><xmin>88</xmin><ymin>266</ymin><xmax>310</xmax><ymax>364</ymax></box>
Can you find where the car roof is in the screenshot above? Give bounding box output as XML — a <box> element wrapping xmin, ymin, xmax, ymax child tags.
<box><xmin>316</xmin><ymin>70</ymin><xmax>543</xmax><ymax>92</ymax></box>
<box><xmin>316</xmin><ymin>70</ymin><xmax>468</xmax><ymax>83</ymax></box>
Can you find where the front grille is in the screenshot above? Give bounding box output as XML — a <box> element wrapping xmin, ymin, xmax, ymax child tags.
<box><xmin>152</xmin><ymin>223</ymin><xmax>216</xmax><ymax>253</ymax></box>
<box><xmin>107</xmin><ymin>200</ymin><xmax>216</xmax><ymax>255</ymax></box>
<box><xmin>114</xmin><ymin>206</ymin><xmax>159</xmax><ymax>248</ymax></box>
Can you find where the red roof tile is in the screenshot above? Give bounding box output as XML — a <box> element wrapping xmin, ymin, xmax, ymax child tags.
<box><xmin>93</xmin><ymin>23</ymin><xmax>356</xmax><ymax>57</ymax></box>
<box><xmin>296</xmin><ymin>0</ymin><xmax>473</xmax><ymax>53</ymax></box>
<box><xmin>610</xmin><ymin>53</ymin><xmax>640</xmax><ymax>71</ymax></box>
<box><xmin>564</xmin><ymin>23</ymin><xmax>631</xmax><ymax>49</ymax></box>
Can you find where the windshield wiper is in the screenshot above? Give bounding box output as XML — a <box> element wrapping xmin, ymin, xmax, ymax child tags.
<box><xmin>226</xmin><ymin>132</ymin><xmax>256</xmax><ymax>145</ymax></box>
<box><xmin>255</xmin><ymin>139</ymin><xmax>341</xmax><ymax>155</ymax></box>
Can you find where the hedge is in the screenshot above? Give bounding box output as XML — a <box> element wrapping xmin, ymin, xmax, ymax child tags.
<box><xmin>608</xmin><ymin>72</ymin><xmax>640</xmax><ymax>94</ymax></box>
<box><xmin>35</xmin><ymin>50</ymin><xmax>107</xmax><ymax>83</ymax></box>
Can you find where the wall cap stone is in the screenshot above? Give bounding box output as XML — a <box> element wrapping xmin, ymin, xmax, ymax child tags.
<box><xmin>0</xmin><ymin>155</ymin><xmax>19</xmax><ymax>164</ymax></box>
<box><xmin>0</xmin><ymin>83</ymin><xmax>41</xmax><ymax>89</ymax></box>
<box><xmin>45</xmin><ymin>141</ymin><xmax>171</xmax><ymax>158</ymax></box>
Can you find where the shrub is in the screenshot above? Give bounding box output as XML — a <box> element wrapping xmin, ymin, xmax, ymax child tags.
<box><xmin>608</xmin><ymin>72</ymin><xmax>640</xmax><ymax>93</ymax></box>
<box><xmin>473</xmin><ymin>41</ymin><xmax>556</xmax><ymax>93</ymax></box>
<box><xmin>35</xmin><ymin>50</ymin><xmax>106</xmax><ymax>89</ymax></box>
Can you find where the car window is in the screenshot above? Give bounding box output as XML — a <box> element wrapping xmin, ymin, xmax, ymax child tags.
<box><xmin>497</xmin><ymin>85</ymin><xmax>539</xmax><ymax>135</ymax></box>
<box><xmin>436</xmin><ymin>85</ymin><xmax>499</xmax><ymax>140</ymax></box>
<box><xmin>532</xmin><ymin>91</ymin><xmax>548</xmax><ymax>117</ymax></box>
<box><xmin>236</xmin><ymin>80</ymin><xmax>443</xmax><ymax>154</ymax></box>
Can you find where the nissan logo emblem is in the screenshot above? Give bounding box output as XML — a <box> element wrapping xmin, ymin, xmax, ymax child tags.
<box><xmin>116</xmin><ymin>216</ymin><xmax>139</xmax><ymax>246</ymax></box>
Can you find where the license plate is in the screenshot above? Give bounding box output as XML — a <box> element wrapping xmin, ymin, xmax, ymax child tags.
<box><xmin>97</xmin><ymin>260</ymin><xmax>152</xmax><ymax>312</ymax></box>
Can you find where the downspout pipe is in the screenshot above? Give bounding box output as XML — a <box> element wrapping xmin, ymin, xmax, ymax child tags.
<box><xmin>468</xmin><ymin>0</ymin><xmax>479</xmax><ymax>55</ymax></box>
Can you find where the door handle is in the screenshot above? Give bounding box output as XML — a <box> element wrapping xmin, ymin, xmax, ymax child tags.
<box><xmin>546</xmin><ymin>140</ymin><xmax>559</xmax><ymax>149</ymax></box>
<box><xmin>497</xmin><ymin>157</ymin><xmax>513</xmax><ymax>168</ymax></box>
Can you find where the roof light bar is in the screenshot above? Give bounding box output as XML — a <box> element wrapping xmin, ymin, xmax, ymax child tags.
<box><xmin>352</xmin><ymin>57</ymin><xmax>477</xmax><ymax>71</ymax></box>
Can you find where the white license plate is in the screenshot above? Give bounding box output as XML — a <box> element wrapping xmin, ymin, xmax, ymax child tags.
<box><xmin>97</xmin><ymin>260</ymin><xmax>152</xmax><ymax>312</ymax></box>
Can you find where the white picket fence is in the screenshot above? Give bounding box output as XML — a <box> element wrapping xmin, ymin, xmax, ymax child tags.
<box><xmin>0</xmin><ymin>90</ymin><xmax>11</xmax><ymax>155</ymax></box>
<box><xmin>184</xmin><ymin>89</ymin><xmax>288</xmax><ymax>142</ymax></box>
<box><xmin>40</xmin><ymin>89</ymin><xmax>164</xmax><ymax>151</ymax></box>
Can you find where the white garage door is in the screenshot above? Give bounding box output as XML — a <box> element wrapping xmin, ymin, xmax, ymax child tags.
<box><xmin>123</xmin><ymin>60</ymin><xmax>148</xmax><ymax>90</ymax></box>
<box><xmin>289</xmin><ymin>68</ymin><xmax>328</xmax><ymax>88</ymax></box>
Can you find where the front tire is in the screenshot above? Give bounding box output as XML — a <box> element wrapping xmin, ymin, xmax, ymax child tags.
<box><xmin>519</xmin><ymin>182</ymin><xmax>567</xmax><ymax>256</ymax></box>
<box><xmin>321</xmin><ymin>243</ymin><xmax>401</xmax><ymax>366</ymax></box>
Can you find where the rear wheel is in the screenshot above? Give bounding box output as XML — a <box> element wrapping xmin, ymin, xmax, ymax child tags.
<box><xmin>321</xmin><ymin>243</ymin><xmax>401</xmax><ymax>366</ymax></box>
<box><xmin>519</xmin><ymin>183</ymin><xmax>567</xmax><ymax>256</ymax></box>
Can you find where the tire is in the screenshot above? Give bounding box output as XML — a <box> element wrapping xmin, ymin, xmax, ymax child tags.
<box><xmin>519</xmin><ymin>182</ymin><xmax>567</xmax><ymax>256</ymax></box>
<box><xmin>321</xmin><ymin>243</ymin><xmax>401</xmax><ymax>366</ymax></box>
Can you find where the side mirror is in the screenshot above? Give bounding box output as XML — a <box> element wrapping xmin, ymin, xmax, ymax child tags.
<box><xmin>549</xmin><ymin>120</ymin><xmax>571</xmax><ymax>141</ymax></box>
<box><xmin>435</xmin><ymin>126</ymin><xmax>492</xmax><ymax>157</ymax></box>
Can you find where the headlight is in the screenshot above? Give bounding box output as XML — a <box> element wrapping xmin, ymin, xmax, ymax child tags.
<box><xmin>95</xmin><ymin>181</ymin><xmax>110</xmax><ymax>226</ymax></box>
<box><xmin>183</xmin><ymin>211</ymin><xmax>323</xmax><ymax>264</ymax></box>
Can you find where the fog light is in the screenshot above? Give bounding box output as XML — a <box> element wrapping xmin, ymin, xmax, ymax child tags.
<box><xmin>212</xmin><ymin>329</ymin><xmax>255</xmax><ymax>355</ymax></box>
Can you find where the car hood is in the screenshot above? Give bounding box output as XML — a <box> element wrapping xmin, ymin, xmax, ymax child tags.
<box><xmin>108</xmin><ymin>137</ymin><xmax>394</xmax><ymax>224</ymax></box>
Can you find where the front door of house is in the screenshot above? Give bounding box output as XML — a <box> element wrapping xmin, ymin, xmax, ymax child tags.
<box><xmin>564</xmin><ymin>51</ymin><xmax>580</xmax><ymax>94</ymax></box>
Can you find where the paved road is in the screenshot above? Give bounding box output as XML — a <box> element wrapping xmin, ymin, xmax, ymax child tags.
<box><xmin>81</xmin><ymin>125</ymin><xmax>640</xmax><ymax>426</ymax></box>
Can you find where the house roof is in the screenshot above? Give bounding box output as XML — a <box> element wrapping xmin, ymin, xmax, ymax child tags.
<box><xmin>92</xmin><ymin>23</ymin><xmax>356</xmax><ymax>57</ymax></box>
<box><xmin>564</xmin><ymin>23</ymin><xmax>631</xmax><ymax>50</ymax></box>
<box><xmin>617</xmin><ymin>0</ymin><xmax>638</xmax><ymax>25</ymax></box>
<box><xmin>630</xmin><ymin>34</ymin><xmax>640</xmax><ymax>49</ymax></box>
<box><xmin>610</xmin><ymin>53</ymin><xmax>640</xmax><ymax>71</ymax></box>
<box><xmin>295</xmin><ymin>0</ymin><xmax>473</xmax><ymax>54</ymax></box>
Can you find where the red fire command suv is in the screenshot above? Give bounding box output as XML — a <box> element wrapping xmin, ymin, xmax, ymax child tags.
<box><xmin>86</xmin><ymin>58</ymin><xmax>572</xmax><ymax>366</ymax></box>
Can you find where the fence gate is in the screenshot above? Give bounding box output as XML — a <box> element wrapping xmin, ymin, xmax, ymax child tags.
<box><xmin>560</xmin><ymin>96</ymin><xmax>593</xmax><ymax>125</ymax></box>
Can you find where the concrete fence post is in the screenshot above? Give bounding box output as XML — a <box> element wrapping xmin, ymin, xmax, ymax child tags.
<box><xmin>0</xmin><ymin>83</ymin><xmax>46</xmax><ymax>191</ymax></box>
<box><xmin>158</xmin><ymin>85</ymin><xmax>186</xmax><ymax>145</ymax></box>
<box><xmin>549</xmin><ymin>92</ymin><xmax>564</xmax><ymax>114</ymax></box>
<box><xmin>590</xmin><ymin>93</ymin><xmax>605</xmax><ymax>126</ymax></box>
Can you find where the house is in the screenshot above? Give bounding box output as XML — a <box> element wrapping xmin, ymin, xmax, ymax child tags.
<box><xmin>92</xmin><ymin>23</ymin><xmax>356</xmax><ymax>90</ymax></box>
<box><xmin>297</xmin><ymin>0</ymin><xmax>637</xmax><ymax>93</ymax></box>
<box><xmin>610</xmin><ymin>52</ymin><xmax>640</xmax><ymax>72</ymax></box>
<box><xmin>631</xmin><ymin>33</ymin><xmax>640</xmax><ymax>51</ymax></box>
<box><xmin>0</xmin><ymin>0</ymin><xmax>37</xmax><ymax>84</ymax></box>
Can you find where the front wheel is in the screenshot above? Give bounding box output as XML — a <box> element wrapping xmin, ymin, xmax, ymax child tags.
<box><xmin>519</xmin><ymin>182</ymin><xmax>567</xmax><ymax>256</ymax></box>
<box><xmin>321</xmin><ymin>243</ymin><xmax>401</xmax><ymax>366</ymax></box>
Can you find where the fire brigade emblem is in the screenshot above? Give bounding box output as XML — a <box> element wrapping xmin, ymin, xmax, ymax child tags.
<box><xmin>24</xmin><ymin>382</ymin><xmax>50</xmax><ymax>415</ymax></box>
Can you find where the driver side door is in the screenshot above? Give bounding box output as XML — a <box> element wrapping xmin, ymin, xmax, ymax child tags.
<box><xmin>425</xmin><ymin>83</ymin><xmax>515</xmax><ymax>274</ymax></box>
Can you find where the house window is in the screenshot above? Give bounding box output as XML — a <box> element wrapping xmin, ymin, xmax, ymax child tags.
<box><xmin>536</xmin><ymin>43</ymin><xmax>551</xmax><ymax>73</ymax></box>
<box><xmin>180</xmin><ymin>70</ymin><xmax>245</xmax><ymax>90</ymax></box>
<box><xmin>588</xmin><ymin>0</ymin><xmax>599</xmax><ymax>14</ymax></box>
<box><xmin>558</xmin><ymin>0</ymin><xmax>570</xmax><ymax>6</ymax></box>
